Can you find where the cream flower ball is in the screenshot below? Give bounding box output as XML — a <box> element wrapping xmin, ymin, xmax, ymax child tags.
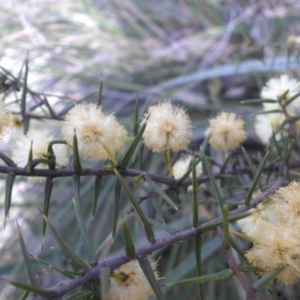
<box><xmin>61</xmin><ymin>103</ymin><xmax>127</xmax><ymax>161</ymax></box>
<box><xmin>105</xmin><ymin>259</ymin><xmax>159</xmax><ymax>300</ymax></box>
<box><xmin>246</xmin><ymin>223</ymin><xmax>300</xmax><ymax>285</ymax></box>
<box><xmin>254</xmin><ymin>111</ymin><xmax>286</xmax><ymax>145</ymax></box>
<box><xmin>237</xmin><ymin>199</ymin><xmax>276</xmax><ymax>237</ymax></box>
<box><xmin>271</xmin><ymin>181</ymin><xmax>300</xmax><ymax>224</ymax></box>
<box><xmin>12</xmin><ymin>129</ymin><xmax>68</xmax><ymax>182</ymax></box>
<box><xmin>261</xmin><ymin>75</ymin><xmax>300</xmax><ymax>114</ymax></box>
<box><xmin>205</xmin><ymin>112</ymin><xmax>246</xmax><ymax>152</ymax></box>
<box><xmin>141</xmin><ymin>102</ymin><xmax>192</xmax><ymax>152</ymax></box>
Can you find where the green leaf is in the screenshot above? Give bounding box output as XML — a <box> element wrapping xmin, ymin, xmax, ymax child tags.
<box><xmin>200</xmin><ymin>134</ymin><xmax>210</xmax><ymax>153</ymax></box>
<box><xmin>284</xmin><ymin>91</ymin><xmax>300</xmax><ymax>107</ymax></box>
<box><xmin>146</xmin><ymin>218</ymin><xmax>177</xmax><ymax>234</ymax></box>
<box><xmin>25</xmin><ymin>141</ymin><xmax>33</xmax><ymax>174</ymax></box>
<box><xmin>244</xmin><ymin>151</ymin><xmax>269</xmax><ymax>205</ymax></box>
<box><xmin>277</xmin><ymin>89</ymin><xmax>290</xmax><ymax>104</ymax></box>
<box><xmin>219</xmin><ymin>152</ymin><xmax>232</xmax><ymax>174</ymax></box>
<box><xmin>197</xmin><ymin>211</ymin><xmax>252</xmax><ymax>234</ymax></box>
<box><xmin>166</xmin><ymin>269</ymin><xmax>233</xmax><ymax>286</ymax></box>
<box><xmin>17</xmin><ymin>220</ymin><xmax>36</xmax><ymax>286</ymax></box>
<box><xmin>201</xmin><ymin>149</ymin><xmax>223</xmax><ymax>206</ymax></box>
<box><xmin>192</xmin><ymin>156</ymin><xmax>198</xmax><ymax>227</ymax></box>
<box><xmin>4</xmin><ymin>173</ymin><xmax>15</xmax><ymax>228</ymax></box>
<box><xmin>241</xmin><ymin>147</ymin><xmax>263</xmax><ymax>191</ymax></box>
<box><xmin>43</xmin><ymin>94</ymin><xmax>56</xmax><ymax>118</ymax></box>
<box><xmin>133</xmin><ymin>98</ymin><xmax>139</xmax><ymax>136</ymax></box>
<box><xmin>283</xmin><ymin>137</ymin><xmax>294</xmax><ymax>167</ymax></box>
<box><xmin>255</xmin><ymin>109</ymin><xmax>282</xmax><ymax>115</ymax></box>
<box><xmin>29</xmin><ymin>254</ymin><xmax>76</xmax><ymax>279</ymax></box>
<box><xmin>139</xmin><ymin>257</ymin><xmax>165</xmax><ymax>300</ymax></box>
<box><xmin>20</xmin><ymin>290</ymin><xmax>30</xmax><ymax>300</ymax></box>
<box><xmin>151</xmin><ymin>197</ymin><xmax>166</xmax><ymax>224</ymax></box>
<box><xmin>73</xmin><ymin>130</ymin><xmax>82</xmax><ymax>173</ymax></box>
<box><xmin>97</xmin><ymin>77</ymin><xmax>103</xmax><ymax>107</ymax></box>
<box><xmin>239</xmin><ymin>264</ymin><xmax>258</xmax><ymax>273</ymax></box>
<box><xmin>23</xmin><ymin>117</ymin><xmax>30</xmax><ymax>136</ymax></box>
<box><xmin>0</xmin><ymin>278</ymin><xmax>55</xmax><ymax>298</ymax></box>
<box><xmin>144</xmin><ymin>175</ymin><xmax>178</xmax><ymax>211</ymax></box>
<box><xmin>0</xmin><ymin>151</ymin><xmax>17</xmax><ymax>167</ymax></box>
<box><xmin>43</xmin><ymin>214</ymin><xmax>88</xmax><ymax>273</ymax></box>
<box><xmin>194</xmin><ymin>237</ymin><xmax>204</xmax><ymax>299</ymax></box>
<box><xmin>112</xmin><ymin>181</ymin><xmax>121</xmax><ymax>242</ymax></box>
<box><xmin>31</xmin><ymin>157</ymin><xmax>53</xmax><ymax>169</ymax></box>
<box><xmin>92</xmin><ymin>176</ymin><xmax>102</xmax><ymax>218</ymax></box>
<box><xmin>20</xmin><ymin>56</ymin><xmax>28</xmax><ymax>114</ymax></box>
<box><xmin>240</xmin><ymin>98</ymin><xmax>277</xmax><ymax>104</ymax></box>
<box><xmin>17</xmin><ymin>58</ymin><xmax>27</xmax><ymax>80</ymax></box>
<box><xmin>100</xmin><ymin>266</ymin><xmax>111</xmax><ymax>299</ymax></box>
<box><xmin>176</xmin><ymin>156</ymin><xmax>202</xmax><ymax>185</ymax></box>
<box><xmin>122</xmin><ymin>218</ymin><xmax>135</xmax><ymax>259</ymax></box>
<box><xmin>42</xmin><ymin>177</ymin><xmax>53</xmax><ymax>245</ymax></box>
<box><xmin>72</xmin><ymin>197</ymin><xmax>97</xmax><ymax>266</ymax></box>
<box><xmin>47</xmin><ymin>140</ymin><xmax>68</xmax><ymax>169</ymax></box>
<box><xmin>222</xmin><ymin>204</ymin><xmax>230</xmax><ymax>249</ymax></box>
<box><xmin>72</xmin><ymin>175</ymin><xmax>97</xmax><ymax>266</ymax></box>
<box><xmin>121</xmin><ymin>121</ymin><xmax>147</xmax><ymax>168</ymax></box>
<box><xmin>73</xmin><ymin>174</ymin><xmax>81</xmax><ymax>207</ymax></box>
<box><xmin>253</xmin><ymin>266</ymin><xmax>284</xmax><ymax>291</ymax></box>
<box><xmin>64</xmin><ymin>290</ymin><xmax>92</xmax><ymax>300</ymax></box>
<box><xmin>88</xmin><ymin>278</ymin><xmax>101</xmax><ymax>299</ymax></box>
<box><xmin>114</xmin><ymin>169</ymin><xmax>155</xmax><ymax>244</ymax></box>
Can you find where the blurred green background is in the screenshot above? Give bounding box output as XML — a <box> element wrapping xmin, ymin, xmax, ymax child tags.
<box><xmin>1</xmin><ymin>0</ymin><xmax>300</xmax><ymax>299</ymax></box>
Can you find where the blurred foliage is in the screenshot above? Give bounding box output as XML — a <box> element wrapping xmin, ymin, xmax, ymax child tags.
<box><xmin>1</xmin><ymin>0</ymin><xmax>300</xmax><ymax>299</ymax></box>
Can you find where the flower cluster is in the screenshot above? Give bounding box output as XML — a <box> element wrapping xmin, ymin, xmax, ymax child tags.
<box><xmin>3</xmin><ymin>99</ymin><xmax>194</xmax><ymax>183</ymax></box>
<box><xmin>61</xmin><ymin>103</ymin><xmax>127</xmax><ymax>161</ymax></box>
<box><xmin>205</xmin><ymin>112</ymin><xmax>246</xmax><ymax>153</ymax></box>
<box><xmin>254</xmin><ymin>75</ymin><xmax>300</xmax><ymax>145</ymax></box>
<box><xmin>237</xmin><ymin>196</ymin><xmax>276</xmax><ymax>237</ymax></box>
<box><xmin>105</xmin><ymin>259</ymin><xmax>159</xmax><ymax>300</ymax></box>
<box><xmin>141</xmin><ymin>102</ymin><xmax>192</xmax><ymax>153</ymax></box>
<box><xmin>239</xmin><ymin>182</ymin><xmax>300</xmax><ymax>284</ymax></box>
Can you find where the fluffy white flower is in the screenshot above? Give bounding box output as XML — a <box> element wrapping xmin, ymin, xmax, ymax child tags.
<box><xmin>254</xmin><ymin>111</ymin><xmax>286</xmax><ymax>145</ymax></box>
<box><xmin>141</xmin><ymin>102</ymin><xmax>192</xmax><ymax>153</ymax></box>
<box><xmin>246</xmin><ymin>223</ymin><xmax>300</xmax><ymax>285</ymax></box>
<box><xmin>12</xmin><ymin>129</ymin><xmax>68</xmax><ymax>182</ymax></box>
<box><xmin>237</xmin><ymin>199</ymin><xmax>276</xmax><ymax>237</ymax></box>
<box><xmin>205</xmin><ymin>112</ymin><xmax>246</xmax><ymax>153</ymax></box>
<box><xmin>61</xmin><ymin>104</ymin><xmax>127</xmax><ymax>161</ymax></box>
<box><xmin>261</xmin><ymin>75</ymin><xmax>300</xmax><ymax>114</ymax></box>
<box><xmin>271</xmin><ymin>181</ymin><xmax>300</xmax><ymax>225</ymax></box>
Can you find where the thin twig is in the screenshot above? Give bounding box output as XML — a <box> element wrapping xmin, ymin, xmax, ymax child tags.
<box><xmin>216</xmin><ymin>226</ymin><xmax>262</xmax><ymax>300</ymax></box>
<box><xmin>0</xmin><ymin>157</ymin><xmax>293</xmax><ymax>186</ymax></box>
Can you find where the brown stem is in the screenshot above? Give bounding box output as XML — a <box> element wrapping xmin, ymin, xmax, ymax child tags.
<box><xmin>217</xmin><ymin>226</ymin><xmax>262</xmax><ymax>300</ymax></box>
<box><xmin>0</xmin><ymin>157</ymin><xmax>292</xmax><ymax>186</ymax></box>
